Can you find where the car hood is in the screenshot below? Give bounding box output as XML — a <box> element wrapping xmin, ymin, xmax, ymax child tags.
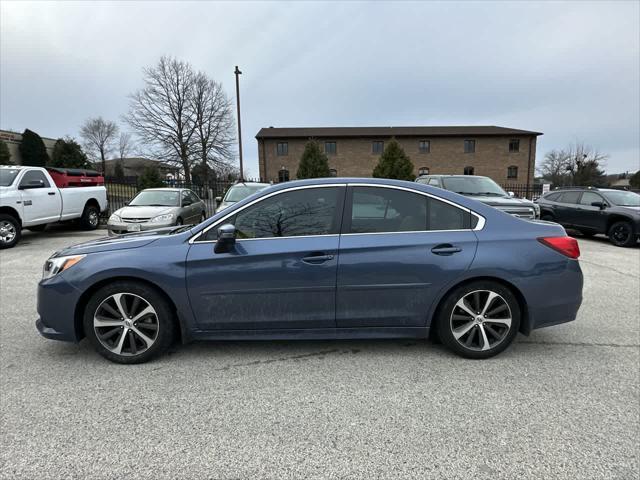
<box><xmin>53</xmin><ymin>226</ymin><xmax>191</xmax><ymax>256</ymax></box>
<box><xmin>115</xmin><ymin>205</ymin><xmax>177</xmax><ymax>219</ymax></box>
<box><xmin>469</xmin><ymin>195</ymin><xmax>534</xmax><ymax>207</ymax></box>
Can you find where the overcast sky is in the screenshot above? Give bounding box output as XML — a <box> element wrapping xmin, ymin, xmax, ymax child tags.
<box><xmin>1</xmin><ymin>0</ymin><xmax>639</xmax><ymax>176</ymax></box>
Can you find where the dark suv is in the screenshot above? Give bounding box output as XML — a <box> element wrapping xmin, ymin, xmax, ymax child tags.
<box><xmin>536</xmin><ymin>188</ymin><xmax>640</xmax><ymax>247</ymax></box>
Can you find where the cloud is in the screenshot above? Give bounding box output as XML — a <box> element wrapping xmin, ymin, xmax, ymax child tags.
<box><xmin>1</xmin><ymin>0</ymin><xmax>638</xmax><ymax>175</ymax></box>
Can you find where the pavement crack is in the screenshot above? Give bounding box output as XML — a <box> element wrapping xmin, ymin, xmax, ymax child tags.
<box><xmin>213</xmin><ymin>348</ymin><xmax>357</xmax><ymax>371</ymax></box>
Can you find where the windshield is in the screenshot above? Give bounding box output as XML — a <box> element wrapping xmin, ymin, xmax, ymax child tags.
<box><xmin>129</xmin><ymin>190</ymin><xmax>180</xmax><ymax>207</ymax></box>
<box><xmin>224</xmin><ymin>184</ymin><xmax>269</xmax><ymax>202</ymax></box>
<box><xmin>441</xmin><ymin>176</ymin><xmax>507</xmax><ymax>196</ymax></box>
<box><xmin>603</xmin><ymin>190</ymin><xmax>640</xmax><ymax>207</ymax></box>
<box><xmin>0</xmin><ymin>168</ymin><xmax>20</xmax><ymax>187</ymax></box>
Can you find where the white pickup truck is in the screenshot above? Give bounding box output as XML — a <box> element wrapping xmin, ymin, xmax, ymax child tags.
<box><xmin>0</xmin><ymin>166</ymin><xmax>108</xmax><ymax>249</ymax></box>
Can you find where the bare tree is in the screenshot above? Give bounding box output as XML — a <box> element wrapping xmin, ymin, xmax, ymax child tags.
<box><xmin>80</xmin><ymin>117</ymin><xmax>119</xmax><ymax>174</ymax></box>
<box><xmin>125</xmin><ymin>56</ymin><xmax>198</xmax><ymax>182</ymax></box>
<box><xmin>538</xmin><ymin>142</ymin><xmax>607</xmax><ymax>187</ymax></box>
<box><xmin>118</xmin><ymin>132</ymin><xmax>133</xmax><ymax>161</ymax></box>
<box><xmin>192</xmin><ymin>71</ymin><xmax>235</xmax><ymax>182</ymax></box>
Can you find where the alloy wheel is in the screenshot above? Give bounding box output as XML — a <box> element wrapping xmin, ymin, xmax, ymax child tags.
<box><xmin>93</xmin><ymin>293</ymin><xmax>159</xmax><ymax>356</ymax></box>
<box><xmin>88</xmin><ymin>210</ymin><xmax>99</xmax><ymax>227</ymax></box>
<box><xmin>611</xmin><ymin>224</ymin><xmax>631</xmax><ymax>244</ymax></box>
<box><xmin>0</xmin><ymin>220</ymin><xmax>17</xmax><ymax>244</ymax></box>
<box><xmin>450</xmin><ymin>290</ymin><xmax>512</xmax><ymax>352</ymax></box>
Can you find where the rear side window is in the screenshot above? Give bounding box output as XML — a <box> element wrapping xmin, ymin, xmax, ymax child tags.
<box><xmin>347</xmin><ymin>187</ymin><xmax>471</xmax><ymax>234</ymax></box>
<box><xmin>204</xmin><ymin>187</ymin><xmax>341</xmax><ymax>240</ymax></box>
<box><xmin>544</xmin><ymin>192</ymin><xmax>561</xmax><ymax>201</ymax></box>
<box><xmin>559</xmin><ymin>191</ymin><xmax>581</xmax><ymax>204</ymax></box>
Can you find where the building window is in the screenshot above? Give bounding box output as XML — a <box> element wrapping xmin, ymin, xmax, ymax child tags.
<box><xmin>463</xmin><ymin>166</ymin><xmax>475</xmax><ymax>175</ymax></box>
<box><xmin>419</xmin><ymin>140</ymin><xmax>431</xmax><ymax>153</ymax></box>
<box><xmin>325</xmin><ymin>142</ymin><xmax>337</xmax><ymax>155</ymax></box>
<box><xmin>509</xmin><ymin>139</ymin><xmax>520</xmax><ymax>153</ymax></box>
<box><xmin>277</xmin><ymin>142</ymin><xmax>288</xmax><ymax>156</ymax></box>
<box><xmin>418</xmin><ymin>167</ymin><xmax>430</xmax><ymax>176</ymax></box>
<box><xmin>507</xmin><ymin>165</ymin><xmax>518</xmax><ymax>179</ymax></box>
<box><xmin>278</xmin><ymin>167</ymin><xmax>289</xmax><ymax>182</ymax></box>
<box><xmin>372</xmin><ymin>141</ymin><xmax>384</xmax><ymax>154</ymax></box>
<box><xmin>464</xmin><ymin>139</ymin><xmax>475</xmax><ymax>153</ymax></box>
<box><xmin>329</xmin><ymin>168</ymin><xmax>337</xmax><ymax>177</ymax></box>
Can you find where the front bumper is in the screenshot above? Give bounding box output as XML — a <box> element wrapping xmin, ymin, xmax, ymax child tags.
<box><xmin>36</xmin><ymin>275</ymin><xmax>83</xmax><ymax>343</ymax></box>
<box><xmin>107</xmin><ymin>220</ymin><xmax>175</xmax><ymax>236</ymax></box>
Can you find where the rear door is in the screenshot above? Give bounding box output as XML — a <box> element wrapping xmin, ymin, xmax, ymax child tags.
<box><xmin>336</xmin><ymin>185</ymin><xmax>478</xmax><ymax>328</ymax></box>
<box><xmin>555</xmin><ymin>191</ymin><xmax>581</xmax><ymax>225</ymax></box>
<box><xmin>18</xmin><ymin>170</ymin><xmax>61</xmax><ymax>224</ymax></box>
<box><xmin>186</xmin><ymin>185</ymin><xmax>345</xmax><ymax>330</ymax></box>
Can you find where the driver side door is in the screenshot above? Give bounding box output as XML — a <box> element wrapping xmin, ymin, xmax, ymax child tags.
<box><xmin>186</xmin><ymin>185</ymin><xmax>345</xmax><ymax>331</ymax></box>
<box><xmin>19</xmin><ymin>171</ymin><xmax>61</xmax><ymax>224</ymax></box>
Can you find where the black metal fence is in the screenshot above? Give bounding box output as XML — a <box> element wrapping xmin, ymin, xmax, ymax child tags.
<box><xmin>499</xmin><ymin>183</ymin><xmax>544</xmax><ymax>200</ymax></box>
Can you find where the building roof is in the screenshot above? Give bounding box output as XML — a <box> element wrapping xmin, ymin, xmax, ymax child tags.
<box><xmin>255</xmin><ymin>125</ymin><xmax>543</xmax><ymax>139</ymax></box>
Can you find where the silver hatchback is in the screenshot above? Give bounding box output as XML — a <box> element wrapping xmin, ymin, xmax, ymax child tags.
<box><xmin>108</xmin><ymin>188</ymin><xmax>207</xmax><ymax>235</ymax></box>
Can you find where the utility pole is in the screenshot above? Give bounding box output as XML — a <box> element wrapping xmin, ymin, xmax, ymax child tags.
<box><xmin>234</xmin><ymin>66</ymin><xmax>244</xmax><ymax>182</ymax></box>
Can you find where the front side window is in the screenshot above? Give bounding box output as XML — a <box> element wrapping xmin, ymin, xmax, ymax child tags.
<box><xmin>19</xmin><ymin>170</ymin><xmax>50</xmax><ymax>188</ymax></box>
<box><xmin>507</xmin><ymin>165</ymin><xmax>518</xmax><ymax>179</ymax></box>
<box><xmin>559</xmin><ymin>191</ymin><xmax>581</xmax><ymax>204</ymax></box>
<box><xmin>325</xmin><ymin>142</ymin><xmax>337</xmax><ymax>155</ymax></box>
<box><xmin>509</xmin><ymin>139</ymin><xmax>520</xmax><ymax>152</ymax></box>
<box><xmin>579</xmin><ymin>192</ymin><xmax>604</xmax><ymax>206</ymax></box>
<box><xmin>276</xmin><ymin>142</ymin><xmax>288</xmax><ymax>156</ymax></box>
<box><xmin>217</xmin><ymin>187</ymin><xmax>341</xmax><ymax>240</ymax></box>
<box><xmin>372</xmin><ymin>141</ymin><xmax>384</xmax><ymax>154</ymax></box>
<box><xmin>419</xmin><ymin>140</ymin><xmax>431</xmax><ymax>153</ymax></box>
<box><xmin>464</xmin><ymin>139</ymin><xmax>476</xmax><ymax>153</ymax></box>
<box><xmin>348</xmin><ymin>186</ymin><xmax>470</xmax><ymax>234</ymax></box>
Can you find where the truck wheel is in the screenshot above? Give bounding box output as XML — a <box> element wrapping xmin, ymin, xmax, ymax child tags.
<box><xmin>0</xmin><ymin>214</ymin><xmax>21</xmax><ymax>249</ymax></box>
<box><xmin>80</xmin><ymin>204</ymin><xmax>100</xmax><ymax>230</ymax></box>
<box><xmin>608</xmin><ymin>221</ymin><xmax>636</xmax><ymax>247</ymax></box>
<box><xmin>27</xmin><ymin>224</ymin><xmax>47</xmax><ymax>232</ymax></box>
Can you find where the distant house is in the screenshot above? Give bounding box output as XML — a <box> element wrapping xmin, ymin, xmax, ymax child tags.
<box><xmin>611</xmin><ymin>178</ymin><xmax>631</xmax><ymax>188</ymax></box>
<box><xmin>104</xmin><ymin>157</ymin><xmax>180</xmax><ymax>178</ymax></box>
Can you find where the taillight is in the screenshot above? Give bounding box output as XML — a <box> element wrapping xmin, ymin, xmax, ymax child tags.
<box><xmin>538</xmin><ymin>236</ymin><xmax>580</xmax><ymax>259</ymax></box>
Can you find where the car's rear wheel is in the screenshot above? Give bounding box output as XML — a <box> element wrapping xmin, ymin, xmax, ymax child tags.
<box><xmin>436</xmin><ymin>281</ymin><xmax>520</xmax><ymax>359</ymax></box>
<box><xmin>0</xmin><ymin>214</ymin><xmax>21</xmax><ymax>249</ymax></box>
<box><xmin>608</xmin><ymin>221</ymin><xmax>636</xmax><ymax>247</ymax></box>
<box><xmin>80</xmin><ymin>204</ymin><xmax>100</xmax><ymax>230</ymax></box>
<box><xmin>83</xmin><ymin>281</ymin><xmax>176</xmax><ymax>364</ymax></box>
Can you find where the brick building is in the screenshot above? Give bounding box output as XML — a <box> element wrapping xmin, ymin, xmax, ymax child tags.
<box><xmin>256</xmin><ymin>126</ymin><xmax>542</xmax><ymax>187</ymax></box>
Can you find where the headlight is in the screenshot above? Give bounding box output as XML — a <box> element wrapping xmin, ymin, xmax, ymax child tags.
<box><xmin>108</xmin><ymin>213</ymin><xmax>121</xmax><ymax>223</ymax></box>
<box><xmin>150</xmin><ymin>213</ymin><xmax>175</xmax><ymax>223</ymax></box>
<box><xmin>42</xmin><ymin>255</ymin><xmax>86</xmax><ymax>280</ymax></box>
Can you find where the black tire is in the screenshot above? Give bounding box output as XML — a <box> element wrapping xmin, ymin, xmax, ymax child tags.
<box><xmin>436</xmin><ymin>281</ymin><xmax>521</xmax><ymax>359</ymax></box>
<box><xmin>27</xmin><ymin>224</ymin><xmax>47</xmax><ymax>232</ymax></box>
<box><xmin>83</xmin><ymin>281</ymin><xmax>176</xmax><ymax>364</ymax></box>
<box><xmin>80</xmin><ymin>204</ymin><xmax>100</xmax><ymax>230</ymax></box>
<box><xmin>608</xmin><ymin>221</ymin><xmax>636</xmax><ymax>248</ymax></box>
<box><xmin>0</xmin><ymin>214</ymin><xmax>21</xmax><ymax>249</ymax></box>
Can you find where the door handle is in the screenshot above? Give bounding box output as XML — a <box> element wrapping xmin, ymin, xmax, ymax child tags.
<box><xmin>48</xmin><ymin>192</ymin><xmax>56</xmax><ymax>196</ymax></box>
<box><xmin>302</xmin><ymin>253</ymin><xmax>334</xmax><ymax>264</ymax></box>
<box><xmin>431</xmin><ymin>244</ymin><xmax>462</xmax><ymax>256</ymax></box>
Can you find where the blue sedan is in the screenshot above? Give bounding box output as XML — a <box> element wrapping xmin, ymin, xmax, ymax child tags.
<box><xmin>36</xmin><ymin>178</ymin><xmax>583</xmax><ymax>363</ymax></box>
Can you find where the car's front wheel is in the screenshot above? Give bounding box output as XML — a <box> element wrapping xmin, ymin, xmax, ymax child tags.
<box><xmin>608</xmin><ymin>221</ymin><xmax>636</xmax><ymax>247</ymax></box>
<box><xmin>0</xmin><ymin>214</ymin><xmax>21</xmax><ymax>249</ymax></box>
<box><xmin>436</xmin><ymin>281</ymin><xmax>520</xmax><ymax>359</ymax></box>
<box><xmin>83</xmin><ymin>281</ymin><xmax>176</xmax><ymax>364</ymax></box>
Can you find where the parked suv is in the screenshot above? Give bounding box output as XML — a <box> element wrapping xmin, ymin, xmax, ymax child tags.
<box><xmin>536</xmin><ymin>188</ymin><xmax>639</xmax><ymax>247</ymax></box>
<box><xmin>416</xmin><ymin>175</ymin><xmax>540</xmax><ymax>219</ymax></box>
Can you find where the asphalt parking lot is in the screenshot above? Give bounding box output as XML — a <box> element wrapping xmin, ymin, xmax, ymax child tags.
<box><xmin>1</xmin><ymin>226</ymin><xmax>638</xmax><ymax>480</ymax></box>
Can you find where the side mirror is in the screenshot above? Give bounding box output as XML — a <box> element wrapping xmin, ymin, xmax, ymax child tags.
<box><xmin>214</xmin><ymin>223</ymin><xmax>236</xmax><ymax>254</ymax></box>
<box><xmin>182</xmin><ymin>199</ymin><xmax>192</xmax><ymax>207</ymax></box>
<box><xmin>508</xmin><ymin>191</ymin><xmax>515</xmax><ymax>197</ymax></box>
<box><xmin>591</xmin><ymin>201</ymin><xmax>606</xmax><ymax>210</ymax></box>
<box><xmin>215</xmin><ymin>196</ymin><xmax>222</xmax><ymax>206</ymax></box>
<box><xmin>19</xmin><ymin>180</ymin><xmax>45</xmax><ymax>190</ymax></box>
